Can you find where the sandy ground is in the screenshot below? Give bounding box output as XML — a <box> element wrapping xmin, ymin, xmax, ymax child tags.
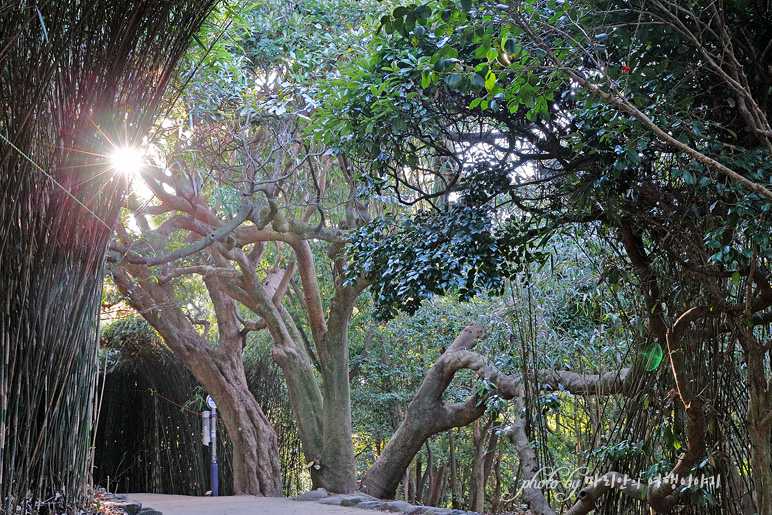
<box><xmin>128</xmin><ymin>493</ymin><xmax>373</xmax><ymax>515</ymax></box>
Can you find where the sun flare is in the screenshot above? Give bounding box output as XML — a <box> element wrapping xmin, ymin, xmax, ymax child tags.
<box><xmin>110</xmin><ymin>146</ymin><xmax>144</xmax><ymax>176</ymax></box>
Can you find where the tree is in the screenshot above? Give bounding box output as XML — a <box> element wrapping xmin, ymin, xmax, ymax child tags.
<box><xmin>107</xmin><ymin>0</ymin><xmax>380</xmax><ymax>493</ymax></box>
<box><xmin>0</xmin><ymin>1</ymin><xmax>216</xmax><ymax>512</ymax></box>
<box><xmin>313</xmin><ymin>0</ymin><xmax>772</xmax><ymax>512</ymax></box>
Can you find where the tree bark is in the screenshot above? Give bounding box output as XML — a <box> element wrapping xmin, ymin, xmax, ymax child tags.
<box><xmin>426</xmin><ymin>464</ymin><xmax>446</xmax><ymax>507</ymax></box>
<box><xmin>361</xmin><ymin>325</ymin><xmax>489</xmax><ymax>498</ymax></box>
<box><xmin>407</xmin><ymin>464</ymin><xmax>416</xmax><ymax>503</ymax></box>
<box><xmin>744</xmin><ymin>335</ymin><xmax>772</xmax><ymax>515</ymax></box>
<box><xmin>483</xmin><ymin>421</ymin><xmax>500</xmax><ymax>491</ymax></box>
<box><xmin>111</xmin><ymin>266</ymin><xmax>282</xmax><ymax>496</ymax></box>
<box><xmin>449</xmin><ymin>430</ymin><xmax>459</xmax><ymax>509</ymax></box>
<box><xmin>362</xmin><ymin>322</ymin><xmax>631</xmax><ymax>502</ymax></box>
<box><xmin>185</xmin><ymin>351</ymin><xmax>282</xmax><ymax>495</ymax></box>
<box><xmin>491</xmin><ymin>454</ymin><xmax>502</xmax><ymax>514</ymax></box>
<box><xmin>468</xmin><ymin>418</ymin><xmax>487</xmax><ymax>512</ymax></box>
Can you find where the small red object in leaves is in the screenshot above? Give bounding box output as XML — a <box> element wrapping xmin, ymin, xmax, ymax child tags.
<box><xmin>621</xmin><ymin>66</ymin><xmax>630</xmax><ymax>72</ymax></box>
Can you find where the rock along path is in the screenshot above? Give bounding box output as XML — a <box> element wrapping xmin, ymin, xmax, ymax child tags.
<box><xmin>127</xmin><ymin>493</ymin><xmax>382</xmax><ymax>515</ymax></box>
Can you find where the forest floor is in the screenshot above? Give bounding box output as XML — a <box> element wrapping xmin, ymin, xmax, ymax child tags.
<box><xmin>127</xmin><ymin>493</ymin><xmax>381</xmax><ymax>515</ymax></box>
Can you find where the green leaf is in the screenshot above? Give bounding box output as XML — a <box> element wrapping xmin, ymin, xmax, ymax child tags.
<box><xmin>192</xmin><ymin>33</ymin><xmax>206</xmax><ymax>51</ymax></box>
<box><xmin>415</xmin><ymin>4</ymin><xmax>432</xmax><ymax>18</ymax></box>
<box><xmin>485</xmin><ymin>71</ymin><xmax>496</xmax><ymax>91</ymax></box>
<box><xmin>445</xmin><ymin>73</ymin><xmax>462</xmax><ymax>88</ymax></box>
<box><xmin>421</xmin><ymin>71</ymin><xmax>431</xmax><ymax>88</ymax></box>
<box><xmin>504</xmin><ymin>38</ymin><xmax>516</xmax><ymax>55</ymax></box>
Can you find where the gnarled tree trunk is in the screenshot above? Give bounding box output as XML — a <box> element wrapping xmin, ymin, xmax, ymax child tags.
<box><xmin>111</xmin><ymin>265</ymin><xmax>282</xmax><ymax>496</ymax></box>
<box><xmin>361</xmin><ymin>325</ymin><xmax>489</xmax><ymax>498</ymax></box>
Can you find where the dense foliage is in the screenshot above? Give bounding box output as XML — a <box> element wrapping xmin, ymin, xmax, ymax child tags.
<box><xmin>78</xmin><ymin>0</ymin><xmax>772</xmax><ymax>513</ymax></box>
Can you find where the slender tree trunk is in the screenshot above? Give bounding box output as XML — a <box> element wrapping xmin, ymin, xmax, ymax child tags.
<box><xmin>439</xmin><ymin>466</ymin><xmax>449</xmax><ymax>507</ymax></box>
<box><xmin>426</xmin><ymin>464</ymin><xmax>446</xmax><ymax>507</ymax></box>
<box><xmin>746</xmin><ymin>351</ymin><xmax>772</xmax><ymax>515</ymax></box>
<box><xmin>468</xmin><ymin>419</ymin><xmax>486</xmax><ymax>513</ymax></box>
<box><xmin>402</xmin><ymin>466</ymin><xmax>410</xmax><ymax>501</ymax></box>
<box><xmin>408</xmin><ymin>464</ymin><xmax>416</xmax><ymax>503</ymax></box>
<box><xmin>483</xmin><ymin>421</ymin><xmax>500</xmax><ymax>485</ymax></box>
<box><xmin>449</xmin><ymin>430</ymin><xmax>459</xmax><ymax>509</ymax></box>
<box><xmin>420</xmin><ymin>441</ymin><xmax>433</xmax><ymax>504</ymax></box>
<box><xmin>491</xmin><ymin>454</ymin><xmax>502</xmax><ymax>514</ymax></box>
<box><xmin>415</xmin><ymin>457</ymin><xmax>424</xmax><ymax>501</ymax></box>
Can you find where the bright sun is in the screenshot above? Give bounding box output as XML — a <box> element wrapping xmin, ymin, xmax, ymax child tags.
<box><xmin>110</xmin><ymin>146</ymin><xmax>144</xmax><ymax>176</ymax></box>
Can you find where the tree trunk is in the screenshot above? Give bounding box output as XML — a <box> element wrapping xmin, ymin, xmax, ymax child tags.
<box><xmin>420</xmin><ymin>441</ymin><xmax>432</xmax><ymax>503</ymax></box>
<box><xmin>408</xmin><ymin>464</ymin><xmax>416</xmax><ymax>503</ymax></box>
<box><xmin>361</xmin><ymin>325</ymin><xmax>488</xmax><ymax>498</ymax></box>
<box><xmin>426</xmin><ymin>464</ymin><xmax>446</xmax><ymax>507</ymax></box>
<box><xmin>483</xmin><ymin>421</ymin><xmax>500</xmax><ymax>485</ymax></box>
<box><xmin>468</xmin><ymin>419</ymin><xmax>486</xmax><ymax>513</ymax></box>
<box><xmin>111</xmin><ymin>267</ymin><xmax>282</xmax><ymax>496</ymax></box>
<box><xmin>439</xmin><ymin>466</ymin><xmax>449</xmax><ymax>507</ymax></box>
<box><xmin>449</xmin><ymin>430</ymin><xmax>459</xmax><ymax>509</ymax></box>
<box><xmin>746</xmin><ymin>347</ymin><xmax>772</xmax><ymax>515</ymax></box>
<box><xmin>268</xmin><ymin>324</ymin><xmax>325</xmax><ymax>485</ymax></box>
<box><xmin>192</xmin><ymin>353</ymin><xmax>282</xmax><ymax>496</ymax></box>
<box><xmin>491</xmin><ymin>454</ymin><xmax>502</xmax><ymax>514</ymax></box>
<box><xmin>315</xmin><ymin>317</ymin><xmax>357</xmax><ymax>493</ymax></box>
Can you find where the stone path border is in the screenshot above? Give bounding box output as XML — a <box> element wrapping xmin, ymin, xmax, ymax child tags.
<box><xmin>297</xmin><ymin>489</ymin><xmax>481</xmax><ymax>515</ymax></box>
<box><xmin>97</xmin><ymin>492</ymin><xmax>162</xmax><ymax>515</ymax></box>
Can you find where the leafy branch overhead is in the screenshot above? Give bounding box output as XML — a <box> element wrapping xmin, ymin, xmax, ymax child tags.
<box><xmin>309</xmin><ymin>0</ymin><xmax>772</xmax><ymax>513</ymax></box>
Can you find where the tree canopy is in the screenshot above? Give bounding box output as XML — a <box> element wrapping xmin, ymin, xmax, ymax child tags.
<box><xmin>7</xmin><ymin>0</ymin><xmax>771</xmax><ymax>513</ymax></box>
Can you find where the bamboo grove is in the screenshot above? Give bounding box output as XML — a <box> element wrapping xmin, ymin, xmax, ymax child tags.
<box><xmin>0</xmin><ymin>1</ymin><xmax>216</xmax><ymax>512</ymax></box>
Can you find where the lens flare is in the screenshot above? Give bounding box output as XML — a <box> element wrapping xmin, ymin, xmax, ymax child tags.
<box><xmin>110</xmin><ymin>146</ymin><xmax>144</xmax><ymax>176</ymax></box>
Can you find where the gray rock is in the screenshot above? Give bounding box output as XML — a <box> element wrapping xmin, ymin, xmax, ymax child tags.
<box><xmin>378</xmin><ymin>500</ymin><xmax>413</xmax><ymax>512</ymax></box>
<box><xmin>358</xmin><ymin>500</ymin><xmax>383</xmax><ymax>510</ymax></box>
<box><xmin>340</xmin><ymin>495</ymin><xmax>372</xmax><ymax>507</ymax></box>
<box><xmin>137</xmin><ymin>509</ymin><xmax>162</xmax><ymax>515</ymax></box>
<box><xmin>450</xmin><ymin>511</ymin><xmax>468</xmax><ymax>515</ymax></box>
<box><xmin>404</xmin><ymin>506</ymin><xmax>431</xmax><ymax>514</ymax></box>
<box><xmin>319</xmin><ymin>497</ymin><xmax>343</xmax><ymax>506</ymax></box>
<box><xmin>297</xmin><ymin>488</ymin><xmax>328</xmax><ymax>501</ymax></box>
<box><xmin>105</xmin><ymin>500</ymin><xmax>142</xmax><ymax>515</ymax></box>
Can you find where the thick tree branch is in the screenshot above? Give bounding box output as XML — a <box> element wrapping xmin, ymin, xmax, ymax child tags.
<box><xmin>289</xmin><ymin>238</ymin><xmax>328</xmax><ymax>342</ymax></box>
<box><xmin>157</xmin><ymin>265</ymin><xmax>241</xmax><ymax>284</ymax></box>
<box><xmin>111</xmin><ymin>201</ymin><xmax>254</xmax><ymax>266</ymax></box>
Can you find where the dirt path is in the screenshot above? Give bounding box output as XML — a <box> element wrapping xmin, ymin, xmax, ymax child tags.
<box><xmin>127</xmin><ymin>493</ymin><xmax>370</xmax><ymax>515</ymax></box>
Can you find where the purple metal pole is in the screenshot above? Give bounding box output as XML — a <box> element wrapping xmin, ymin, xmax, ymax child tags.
<box><xmin>210</xmin><ymin>407</ymin><xmax>218</xmax><ymax>496</ymax></box>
